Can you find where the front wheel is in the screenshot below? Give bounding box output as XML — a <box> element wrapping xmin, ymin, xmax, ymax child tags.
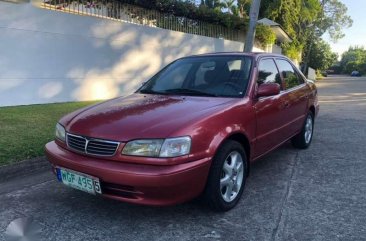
<box><xmin>204</xmin><ymin>140</ymin><xmax>247</xmax><ymax>211</ymax></box>
<box><xmin>291</xmin><ymin>111</ymin><xmax>314</xmax><ymax>149</ymax></box>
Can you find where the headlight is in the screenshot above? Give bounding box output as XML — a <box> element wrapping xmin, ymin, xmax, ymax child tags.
<box><xmin>122</xmin><ymin>136</ymin><xmax>191</xmax><ymax>158</ymax></box>
<box><xmin>55</xmin><ymin>123</ymin><xmax>66</xmax><ymax>142</ymax></box>
<box><xmin>159</xmin><ymin>137</ymin><xmax>191</xmax><ymax>157</ymax></box>
<box><xmin>122</xmin><ymin>139</ymin><xmax>164</xmax><ymax>157</ymax></box>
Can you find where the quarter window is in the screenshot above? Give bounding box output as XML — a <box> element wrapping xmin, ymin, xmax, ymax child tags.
<box><xmin>257</xmin><ymin>59</ymin><xmax>282</xmax><ymax>88</ymax></box>
<box><xmin>276</xmin><ymin>59</ymin><xmax>303</xmax><ymax>89</ymax></box>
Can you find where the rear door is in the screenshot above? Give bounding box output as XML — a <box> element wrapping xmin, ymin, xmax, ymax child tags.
<box><xmin>275</xmin><ymin>59</ymin><xmax>310</xmax><ymax>138</ymax></box>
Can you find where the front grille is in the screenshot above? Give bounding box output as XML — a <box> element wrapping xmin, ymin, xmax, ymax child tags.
<box><xmin>87</xmin><ymin>139</ymin><xmax>119</xmax><ymax>156</ymax></box>
<box><xmin>67</xmin><ymin>134</ymin><xmax>86</xmax><ymax>152</ymax></box>
<box><xmin>66</xmin><ymin>133</ymin><xmax>119</xmax><ymax>156</ymax></box>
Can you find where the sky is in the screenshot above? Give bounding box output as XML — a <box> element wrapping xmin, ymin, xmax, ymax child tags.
<box><xmin>323</xmin><ymin>0</ymin><xmax>366</xmax><ymax>57</ymax></box>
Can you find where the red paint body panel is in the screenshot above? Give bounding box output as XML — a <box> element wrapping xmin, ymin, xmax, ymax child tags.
<box><xmin>62</xmin><ymin>94</ymin><xmax>236</xmax><ymax>142</ymax></box>
<box><xmin>45</xmin><ymin>52</ymin><xmax>319</xmax><ymax>206</ymax></box>
<box><xmin>46</xmin><ymin>142</ymin><xmax>211</xmax><ymax>205</ymax></box>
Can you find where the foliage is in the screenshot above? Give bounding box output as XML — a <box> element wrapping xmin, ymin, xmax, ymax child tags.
<box><xmin>281</xmin><ymin>40</ymin><xmax>303</xmax><ymax>61</ymax></box>
<box><xmin>340</xmin><ymin>46</ymin><xmax>366</xmax><ymax>74</ymax></box>
<box><xmin>320</xmin><ymin>0</ymin><xmax>353</xmax><ymax>41</ymax></box>
<box><xmin>232</xmin><ymin>0</ymin><xmax>251</xmax><ymax>18</ymax></box>
<box><xmin>260</xmin><ymin>0</ymin><xmax>351</xmax><ymax>42</ymax></box>
<box><xmin>305</xmin><ymin>37</ymin><xmax>338</xmax><ymax>70</ymax></box>
<box><xmin>255</xmin><ymin>24</ymin><xmax>276</xmax><ymax>46</ymax></box>
<box><xmin>260</xmin><ymin>0</ymin><xmax>321</xmax><ymax>40</ymax></box>
<box><xmin>117</xmin><ymin>0</ymin><xmax>352</xmax><ymax>60</ymax></box>
<box><xmin>200</xmin><ymin>0</ymin><xmax>222</xmax><ymax>10</ymax></box>
<box><xmin>219</xmin><ymin>0</ymin><xmax>236</xmax><ymax>14</ymax></box>
<box><xmin>0</xmin><ymin>101</ymin><xmax>100</xmax><ymax>166</ymax></box>
<box><xmin>119</xmin><ymin>0</ymin><xmax>248</xmax><ymax>30</ymax></box>
<box><xmin>259</xmin><ymin>0</ymin><xmax>351</xmax><ymax>62</ymax></box>
<box><xmin>316</xmin><ymin>69</ymin><xmax>324</xmax><ymax>79</ymax></box>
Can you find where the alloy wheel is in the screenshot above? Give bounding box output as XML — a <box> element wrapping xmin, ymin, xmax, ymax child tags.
<box><xmin>220</xmin><ymin>151</ymin><xmax>244</xmax><ymax>202</ymax></box>
<box><xmin>304</xmin><ymin>115</ymin><xmax>313</xmax><ymax>144</ymax></box>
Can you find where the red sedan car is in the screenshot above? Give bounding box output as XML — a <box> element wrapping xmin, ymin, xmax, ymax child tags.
<box><xmin>45</xmin><ymin>53</ymin><xmax>319</xmax><ymax>211</ymax></box>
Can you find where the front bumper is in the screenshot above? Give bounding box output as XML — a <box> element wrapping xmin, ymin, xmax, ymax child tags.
<box><xmin>45</xmin><ymin>141</ymin><xmax>211</xmax><ymax>206</ymax></box>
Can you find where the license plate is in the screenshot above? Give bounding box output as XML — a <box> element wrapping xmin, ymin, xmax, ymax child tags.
<box><xmin>56</xmin><ymin>167</ymin><xmax>102</xmax><ymax>195</ymax></box>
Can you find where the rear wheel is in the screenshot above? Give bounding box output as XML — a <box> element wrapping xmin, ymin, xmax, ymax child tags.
<box><xmin>204</xmin><ymin>140</ymin><xmax>247</xmax><ymax>211</ymax></box>
<box><xmin>291</xmin><ymin>111</ymin><xmax>314</xmax><ymax>149</ymax></box>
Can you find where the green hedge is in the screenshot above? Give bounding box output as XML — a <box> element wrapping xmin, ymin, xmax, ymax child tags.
<box><xmin>118</xmin><ymin>0</ymin><xmax>248</xmax><ymax>30</ymax></box>
<box><xmin>255</xmin><ymin>24</ymin><xmax>276</xmax><ymax>46</ymax></box>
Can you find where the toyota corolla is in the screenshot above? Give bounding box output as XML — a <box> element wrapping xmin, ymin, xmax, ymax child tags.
<box><xmin>45</xmin><ymin>52</ymin><xmax>319</xmax><ymax>211</ymax></box>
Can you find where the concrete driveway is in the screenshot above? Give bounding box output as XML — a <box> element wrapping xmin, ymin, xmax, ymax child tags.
<box><xmin>1</xmin><ymin>76</ymin><xmax>365</xmax><ymax>241</ymax></box>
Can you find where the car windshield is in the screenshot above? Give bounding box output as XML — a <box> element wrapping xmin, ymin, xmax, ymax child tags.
<box><xmin>138</xmin><ymin>56</ymin><xmax>253</xmax><ymax>98</ymax></box>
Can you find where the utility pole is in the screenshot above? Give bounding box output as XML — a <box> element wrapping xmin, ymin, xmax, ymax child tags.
<box><xmin>244</xmin><ymin>0</ymin><xmax>261</xmax><ymax>52</ymax></box>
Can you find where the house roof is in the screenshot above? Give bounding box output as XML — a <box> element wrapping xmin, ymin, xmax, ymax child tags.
<box><xmin>257</xmin><ymin>18</ymin><xmax>292</xmax><ymax>43</ymax></box>
<box><xmin>257</xmin><ymin>18</ymin><xmax>280</xmax><ymax>26</ymax></box>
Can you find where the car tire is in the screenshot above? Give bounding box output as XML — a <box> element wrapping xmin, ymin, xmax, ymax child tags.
<box><xmin>291</xmin><ymin>111</ymin><xmax>314</xmax><ymax>149</ymax></box>
<box><xmin>204</xmin><ymin>140</ymin><xmax>247</xmax><ymax>212</ymax></box>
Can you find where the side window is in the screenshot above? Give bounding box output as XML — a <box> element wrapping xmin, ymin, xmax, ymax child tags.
<box><xmin>276</xmin><ymin>59</ymin><xmax>302</xmax><ymax>89</ymax></box>
<box><xmin>257</xmin><ymin>59</ymin><xmax>282</xmax><ymax>88</ymax></box>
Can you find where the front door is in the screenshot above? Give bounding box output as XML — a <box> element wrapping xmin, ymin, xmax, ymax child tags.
<box><xmin>253</xmin><ymin>58</ymin><xmax>289</xmax><ymax>158</ymax></box>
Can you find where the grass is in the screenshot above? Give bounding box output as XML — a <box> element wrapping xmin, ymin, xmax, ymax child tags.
<box><xmin>0</xmin><ymin>101</ymin><xmax>100</xmax><ymax>166</ymax></box>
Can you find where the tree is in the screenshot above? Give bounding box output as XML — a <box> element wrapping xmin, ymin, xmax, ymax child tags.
<box><xmin>340</xmin><ymin>47</ymin><xmax>366</xmax><ymax>74</ymax></box>
<box><xmin>235</xmin><ymin>0</ymin><xmax>250</xmax><ymax>18</ymax></box>
<box><xmin>255</xmin><ymin>24</ymin><xmax>276</xmax><ymax>47</ymax></box>
<box><xmin>259</xmin><ymin>0</ymin><xmax>352</xmax><ymax>41</ymax></box>
<box><xmin>304</xmin><ymin>37</ymin><xmax>338</xmax><ymax>70</ymax></box>
<box><xmin>221</xmin><ymin>0</ymin><xmax>236</xmax><ymax>14</ymax></box>
<box><xmin>258</xmin><ymin>0</ymin><xmax>352</xmax><ymax>62</ymax></box>
<box><xmin>319</xmin><ymin>0</ymin><xmax>353</xmax><ymax>41</ymax></box>
<box><xmin>201</xmin><ymin>0</ymin><xmax>222</xmax><ymax>10</ymax></box>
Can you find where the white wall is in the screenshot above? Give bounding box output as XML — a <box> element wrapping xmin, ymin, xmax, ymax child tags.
<box><xmin>271</xmin><ymin>44</ymin><xmax>282</xmax><ymax>54</ymax></box>
<box><xmin>307</xmin><ymin>67</ymin><xmax>317</xmax><ymax>81</ymax></box>
<box><xmin>0</xmin><ymin>1</ymin><xmax>263</xmax><ymax>107</ymax></box>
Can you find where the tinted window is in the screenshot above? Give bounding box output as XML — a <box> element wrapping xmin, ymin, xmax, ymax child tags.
<box><xmin>227</xmin><ymin>60</ymin><xmax>242</xmax><ymax>71</ymax></box>
<box><xmin>276</xmin><ymin>59</ymin><xmax>302</xmax><ymax>89</ymax></box>
<box><xmin>152</xmin><ymin>63</ymin><xmax>192</xmax><ymax>90</ymax></box>
<box><xmin>257</xmin><ymin>59</ymin><xmax>282</xmax><ymax>88</ymax></box>
<box><xmin>194</xmin><ymin>61</ymin><xmax>216</xmax><ymax>86</ymax></box>
<box><xmin>140</xmin><ymin>56</ymin><xmax>253</xmax><ymax>97</ymax></box>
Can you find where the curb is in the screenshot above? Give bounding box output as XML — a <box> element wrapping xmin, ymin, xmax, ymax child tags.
<box><xmin>0</xmin><ymin>157</ymin><xmax>50</xmax><ymax>182</ymax></box>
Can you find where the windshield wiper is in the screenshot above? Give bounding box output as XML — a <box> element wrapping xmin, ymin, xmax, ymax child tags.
<box><xmin>163</xmin><ymin>88</ymin><xmax>218</xmax><ymax>97</ymax></box>
<box><xmin>139</xmin><ymin>89</ymin><xmax>167</xmax><ymax>95</ymax></box>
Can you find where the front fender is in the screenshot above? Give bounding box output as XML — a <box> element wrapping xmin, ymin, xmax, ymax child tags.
<box><xmin>173</xmin><ymin>102</ymin><xmax>256</xmax><ymax>163</ymax></box>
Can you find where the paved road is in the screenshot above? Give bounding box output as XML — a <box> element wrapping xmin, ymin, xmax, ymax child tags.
<box><xmin>1</xmin><ymin>76</ymin><xmax>366</xmax><ymax>241</ymax></box>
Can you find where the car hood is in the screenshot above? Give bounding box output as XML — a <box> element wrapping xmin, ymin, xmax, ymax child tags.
<box><xmin>61</xmin><ymin>93</ymin><xmax>235</xmax><ymax>141</ymax></box>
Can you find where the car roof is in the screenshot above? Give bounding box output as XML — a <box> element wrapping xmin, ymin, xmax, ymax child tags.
<box><xmin>181</xmin><ymin>52</ymin><xmax>288</xmax><ymax>61</ymax></box>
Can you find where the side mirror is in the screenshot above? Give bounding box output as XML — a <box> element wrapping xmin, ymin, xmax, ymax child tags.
<box><xmin>257</xmin><ymin>83</ymin><xmax>280</xmax><ymax>98</ymax></box>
